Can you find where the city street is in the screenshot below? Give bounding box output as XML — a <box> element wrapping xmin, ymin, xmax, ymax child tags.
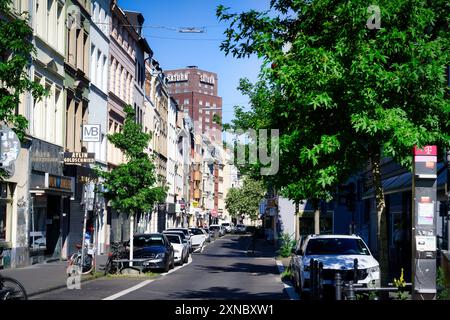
<box><xmin>31</xmin><ymin>235</ymin><xmax>290</xmax><ymax>300</ymax></box>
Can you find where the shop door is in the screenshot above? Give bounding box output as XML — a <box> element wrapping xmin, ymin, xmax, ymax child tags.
<box><xmin>45</xmin><ymin>195</ymin><xmax>61</xmax><ymax>258</ymax></box>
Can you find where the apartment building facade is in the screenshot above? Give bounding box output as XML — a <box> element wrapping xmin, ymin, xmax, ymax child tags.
<box><xmin>86</xmin><ymin>0</ymin><xmax>110</xmax><ymax>254</ymax></box>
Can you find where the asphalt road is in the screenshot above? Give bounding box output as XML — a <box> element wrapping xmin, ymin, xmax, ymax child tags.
<box><xmin>32</xmin><ymin>234</ymin><xmax>290</xmax><ymax>300</ymax></box>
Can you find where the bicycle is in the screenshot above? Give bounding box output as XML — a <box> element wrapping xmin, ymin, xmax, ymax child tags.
<box><xmin>103</xmin><ymin>242</ymin><xmax>127</xmax><ymax>275</ymax></box>
<box><xmin>67</xmin><ymin>243</ymin><xmax>94</xmax><ymax>276</ymax></box>
<box><xmin>0</xmin><ymin>248</ymin><xmax>27</xmax><ymax>300</ymax></box>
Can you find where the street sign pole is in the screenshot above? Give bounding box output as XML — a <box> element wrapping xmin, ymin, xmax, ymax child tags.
<box><xmin>412</xmin><ymin>145</ymin><xmax>438</xmax><ymax>300</ymax></box>
<box><xmin>80</xmin><ymin>184</ymin><xmax>88</xmax><ymax>275</ymax></box>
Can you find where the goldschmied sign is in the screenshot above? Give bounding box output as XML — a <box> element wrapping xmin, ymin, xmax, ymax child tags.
<box><xmin>64</xmin><ymin>152</ymin><xmax>95</xmax><ymax>164</ymax></box>
<box><xmin>82</xmin><ymin>124</ymin><xmax>101</xmax><ymax>142</ymax></box>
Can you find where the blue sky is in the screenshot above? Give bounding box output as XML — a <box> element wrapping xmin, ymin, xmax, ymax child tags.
<box><xmin>118</xmin><ymin>0</ymin><xmax>270</xmax><ymax>124</ymax></box>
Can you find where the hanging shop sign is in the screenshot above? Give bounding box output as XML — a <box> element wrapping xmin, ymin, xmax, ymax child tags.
<box><xmin>45</xmin><ymin>173</ymin><xmax>74</xmax><ymax>192</ymax></box>
<box><xmin>82</xmin><ymin>125</ymin><xmax>101</xmax><ymax>142</ymax></box>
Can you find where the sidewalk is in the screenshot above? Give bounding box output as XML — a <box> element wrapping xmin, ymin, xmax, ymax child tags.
<box><xmin>0</xmin><ymin>260</ymin><xmax>96</xmax><ymax>297</ymax></box>
<box><xmin>244</xmin><ymin>235</ymin><xmax>280</xmax><ymax>258</ymax></box>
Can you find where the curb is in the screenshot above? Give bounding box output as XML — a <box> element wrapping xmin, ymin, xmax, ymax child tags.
<box><xmin>28</xmin><ymin>274</ymin><xmax>104</xmax><ymax>298</ymax></box>
<box><xmin>275</xmin><ymin>259</ymin><xmax>300</xmax><ymax>300</ymax></box>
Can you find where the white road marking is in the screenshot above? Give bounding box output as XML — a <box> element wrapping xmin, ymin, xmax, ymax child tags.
<box><xmin>103</xmin><ymin>256</ymin><xmax>193</xmax><ymax>300</ymax></box>
<box><xmin>102</xmin><ymin>279</ymin><xmax>155</xmax><ymax>300</ymax></box>
<box><xmin>275</xmin><ymin>260</ymin><xmax>299</xmax><ymax>300</ymax></box>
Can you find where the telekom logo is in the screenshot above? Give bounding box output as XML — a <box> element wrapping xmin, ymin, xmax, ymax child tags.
<box><xmin>423</xmin><ymin>146</ymin><xmax>433</xmax><ymax>155</ymax></box>
<box><xmin>414</xmin><ymin>145</ymin><xmax>437</xmax><ymax>156</ymax></box>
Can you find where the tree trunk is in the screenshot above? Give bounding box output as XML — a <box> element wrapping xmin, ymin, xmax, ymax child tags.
<box><xmin>371</xmin><ymin>151</ymin><xmax>389</xmax><ymax>289</ymax></box>
<box><xmin>313</xmin><ymin>199</ymin><xmax>320</xmax><ymax>234</ymax></box>
<box><xmin>129</xmin><ymin>215</ymin><xmax>134</xmax><ymax>267</ymax></box>
<box><xmin>295</xmin><ymin>201</ymin><xmax>300</xmax><ymax>242</ymax></box>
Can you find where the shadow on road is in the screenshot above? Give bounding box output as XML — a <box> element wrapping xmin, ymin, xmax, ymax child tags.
<box><xmin>166</xmin><ymin>286</ymin><xmax>288</xmax><ymax>300</ymax></box>
<box><xmin>192</xmin><ymin>262</ymin><xmax>279</xmax><ymax>275</ymax></box>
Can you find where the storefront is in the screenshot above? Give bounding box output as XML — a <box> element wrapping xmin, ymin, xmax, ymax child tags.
<box><xmin>29</xmin><ymin>172</ymin><xmax>73</xmax><ymax>263</ymax></box>
<box><xmin>0</xmin><ymin>182</ymin><xmax>15</xmax><ymax>268</ymax></box>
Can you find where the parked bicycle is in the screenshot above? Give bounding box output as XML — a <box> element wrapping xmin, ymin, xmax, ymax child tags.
<box><xmin>103</xmin><ymin>242</ymin><xmax>127</xmax><ymax>275</ymax></box>
<box><xmin>0</xmin><ymin>248</ymin><xmax>27</xmax><ymax>300</ymax></box>
<box><xmin>67</xmin><ymin>243</ymin><xmax>95</xmax><ymax>276</ymax></box>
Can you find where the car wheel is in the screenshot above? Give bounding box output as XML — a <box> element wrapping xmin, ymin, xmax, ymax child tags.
<box><xmin>170</xmin><ymin>255</ymin><xmax>175</xmax><ymax>269</ymax></box>
<box><xmin>164</xmin><ymin>259</ymin><xmax>170</xmax><ymax>273</ymax></box>
<box><xmin>184</xmin><ymin>252</ymin><xmax>189</xmax><ymax>263</ymax></box>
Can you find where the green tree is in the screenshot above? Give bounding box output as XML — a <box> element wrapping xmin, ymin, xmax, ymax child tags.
<box><xmin>217</xmin><ymin>0</ymin><xmax>449</xmax><ymax>288</ymax></box>
<box><xmin>97</xmin><ymin>105</ymin><xmax>167</xmax><ymax>262</ymax></box>
<box><xmin>0</xmin><ymin>0</ymin><xmax>47</xmax><ymax>176</ymax></box>
<box><xmin>225</xmin><ymin>176</ymin><xmax>266</xmax><ymax>221</ymax></box>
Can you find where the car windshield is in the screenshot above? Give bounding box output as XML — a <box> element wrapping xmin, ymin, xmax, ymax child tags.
<box><xmin>222</xmin><ymin>223</ymin><xmax>230</xmax><ymax>227</ymax></box>
<box><xmin>164</xmin><ymin>232</ymin><xmax>185</xmax><ymax>240</ymax></box>
<box><xmin>189</xmin><ymin>229</ymin><xmax>204</xmax><ymax>235</ymax></box>
<box><xmin>134</xmin><ymin>236</ymin><xmax>164</xmax><ymax>247</ymax></box>
<box><xmin>166</xmin><ymin>235</ymin><xmax>181</xmax><ymax>244</ymax></box>
<box><xmin>305</xmin><ymin>238</ymin><xmax>370</xmax><ymax>255</ymax></box>
<box><xmin>209</xmin><ymin>226</ymin><xmax>219</xmax><ymax>230</ymax></box>
<box><xmin>167</xmin><ymin>229</ymin><xmax>188</xmax><ymax>236</ymax></box>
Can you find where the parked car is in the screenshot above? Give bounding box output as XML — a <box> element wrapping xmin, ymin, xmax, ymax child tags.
<box><xmin>165</xmin><ymin>234</ymin><xmax>189</xmax><ymax>265</ymax></box>
<box><xmin>209</xmin><ymin>224</ymin><xmax>225</xmax><ymax>237</ymax></box>
<box><xmin>292</xmin><ymin>234</ymin><xmax>380</xmax><ymax>299</ymax></box>
<box><xmin>132</xmin><ymin>233</ymin><xmax>175</xmax><ymax>272</ymax></box>
<box><xmin>162</xmin><ymin>230</ymin><xmax>190</xmax><ymax>259</ymax></box>
<box><xmin>221</xmin><ymin>222</ymin><xmax>232</xmax><ymax>233</ymax></box>
<box><xmin>235</xmin><ymin>224</ymin><xmax>247</xmax><ymax>234</ymax></box>
<box><xmin>188</xmin><ymin>228</ymin><xmax>208</xmax><ymax>251</ymax></box>
<box><xmin>166</xmin><ymin>228</ymin><xmax>193</xmax><ymax>252</ymax></box>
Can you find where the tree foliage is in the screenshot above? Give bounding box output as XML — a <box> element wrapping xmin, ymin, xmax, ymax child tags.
<box><xmin>225</xmin><ymin>176</ymin><xmax>266</xmax><ymax>221</ymax></box>
<box><xmin>0</xmin><ymin>0</ymin><xmax>47</xmax><ymax>141</ymax></box>
<box><xmin>97</xmin><ymin>105</ymin><xmax>167</xmax><ymax>216</ymax></box>
<box><xmin>217</xmin><ymin>0</ymin><xmax>449</xmax><ymax>285</ymax></box>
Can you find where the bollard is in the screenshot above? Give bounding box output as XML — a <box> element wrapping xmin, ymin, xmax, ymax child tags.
<box><xmin>318</xmin><ymin>262</ymin><xmax>324</xmax><ymax>300</ymax></box>
<box><xmin>310</xmin><ymin>259</ymin><xmax>315</xmax><ymax>300</ymax></box>
<box><xmin>335</xmin><ymin>272</ymin><xmax>342</xmax><ymax>300</ymax></box>
<box><xmin>347</xmin><ymin>281</ymin><xmax>356</xmax><ymax>300</ymax></box>
<box><xmin>313</xmin><ymin>260</ymin><xmax>319</xmax><ymax>300</ymax></box>
<box><xmin>353</xmin><ymin>258</ymin><xmax>359</xmax><ymax>284</ymax></box>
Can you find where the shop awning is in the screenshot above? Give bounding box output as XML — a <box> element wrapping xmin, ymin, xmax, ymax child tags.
<box><xmin>362</xmin><ymin>162</ymin><xmax>446</xmax><ymax>199</ymax></box>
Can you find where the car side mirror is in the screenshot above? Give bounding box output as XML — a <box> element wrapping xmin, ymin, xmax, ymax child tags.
<box><xmin>291</xmin><ymin>248</ymin><xmax>296</xmax><ymax>254</ymax></box>
<box><xmin>297</xmin><ymin>249</ymin><xmax>304</xmax><ymax>256</ymax></box>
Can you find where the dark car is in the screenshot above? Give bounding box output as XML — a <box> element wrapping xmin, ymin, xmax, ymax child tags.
<box><xmin>132</xmin><ymin>233</ymin><xmax>175</xmax><ymax>272</ymax></box>
<box><xmin>235</xmin><ymin>224</ymin><xmax>247</xmax><ymax>234</ymax></box>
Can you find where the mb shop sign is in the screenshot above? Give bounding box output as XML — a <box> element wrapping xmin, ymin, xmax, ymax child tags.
<box><xmin>82</xmin><ymin>125</ymin><xmax>101</xmax><ymax>142</ymax></box>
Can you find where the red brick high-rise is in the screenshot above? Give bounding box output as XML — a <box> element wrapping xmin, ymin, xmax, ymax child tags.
<box><xmin>164</xmin><ymin>66</ymin><xmax>222</xmax><ymax>142</ymax></box>
<box><xmin>164</xmin><ymin>66</ymin><xmax>222</xmax><ymax>224</ymax></box>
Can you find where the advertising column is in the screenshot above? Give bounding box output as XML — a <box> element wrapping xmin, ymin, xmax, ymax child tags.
<box><xmin>412</xmin><ymin>145</ymin><xmax>438</xmax><ymax>300</ymax></box>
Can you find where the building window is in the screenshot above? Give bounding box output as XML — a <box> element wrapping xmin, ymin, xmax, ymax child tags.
<box><xmin>56</xmin><ymin>2</ymin><xmax>63</xmax><ymax>52</ymax></box>
<box><xmin>184</xmin><ymin>99</ymin><xmax>189</xmax><ymax>105</ymax></box>
<box><xmin>103</xmin><ymin>55</ymin><xmax>108</xmax><ymax>92</ymax></box>
<box><xmin>90</xmin><ymin>45</ymin><xmax>97</xmax><ymax>84</ymax></box>
<box><xmin>0</xmin><ymin>183</ymin><xmax>13</xmax><ymax>242</ymax></box>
